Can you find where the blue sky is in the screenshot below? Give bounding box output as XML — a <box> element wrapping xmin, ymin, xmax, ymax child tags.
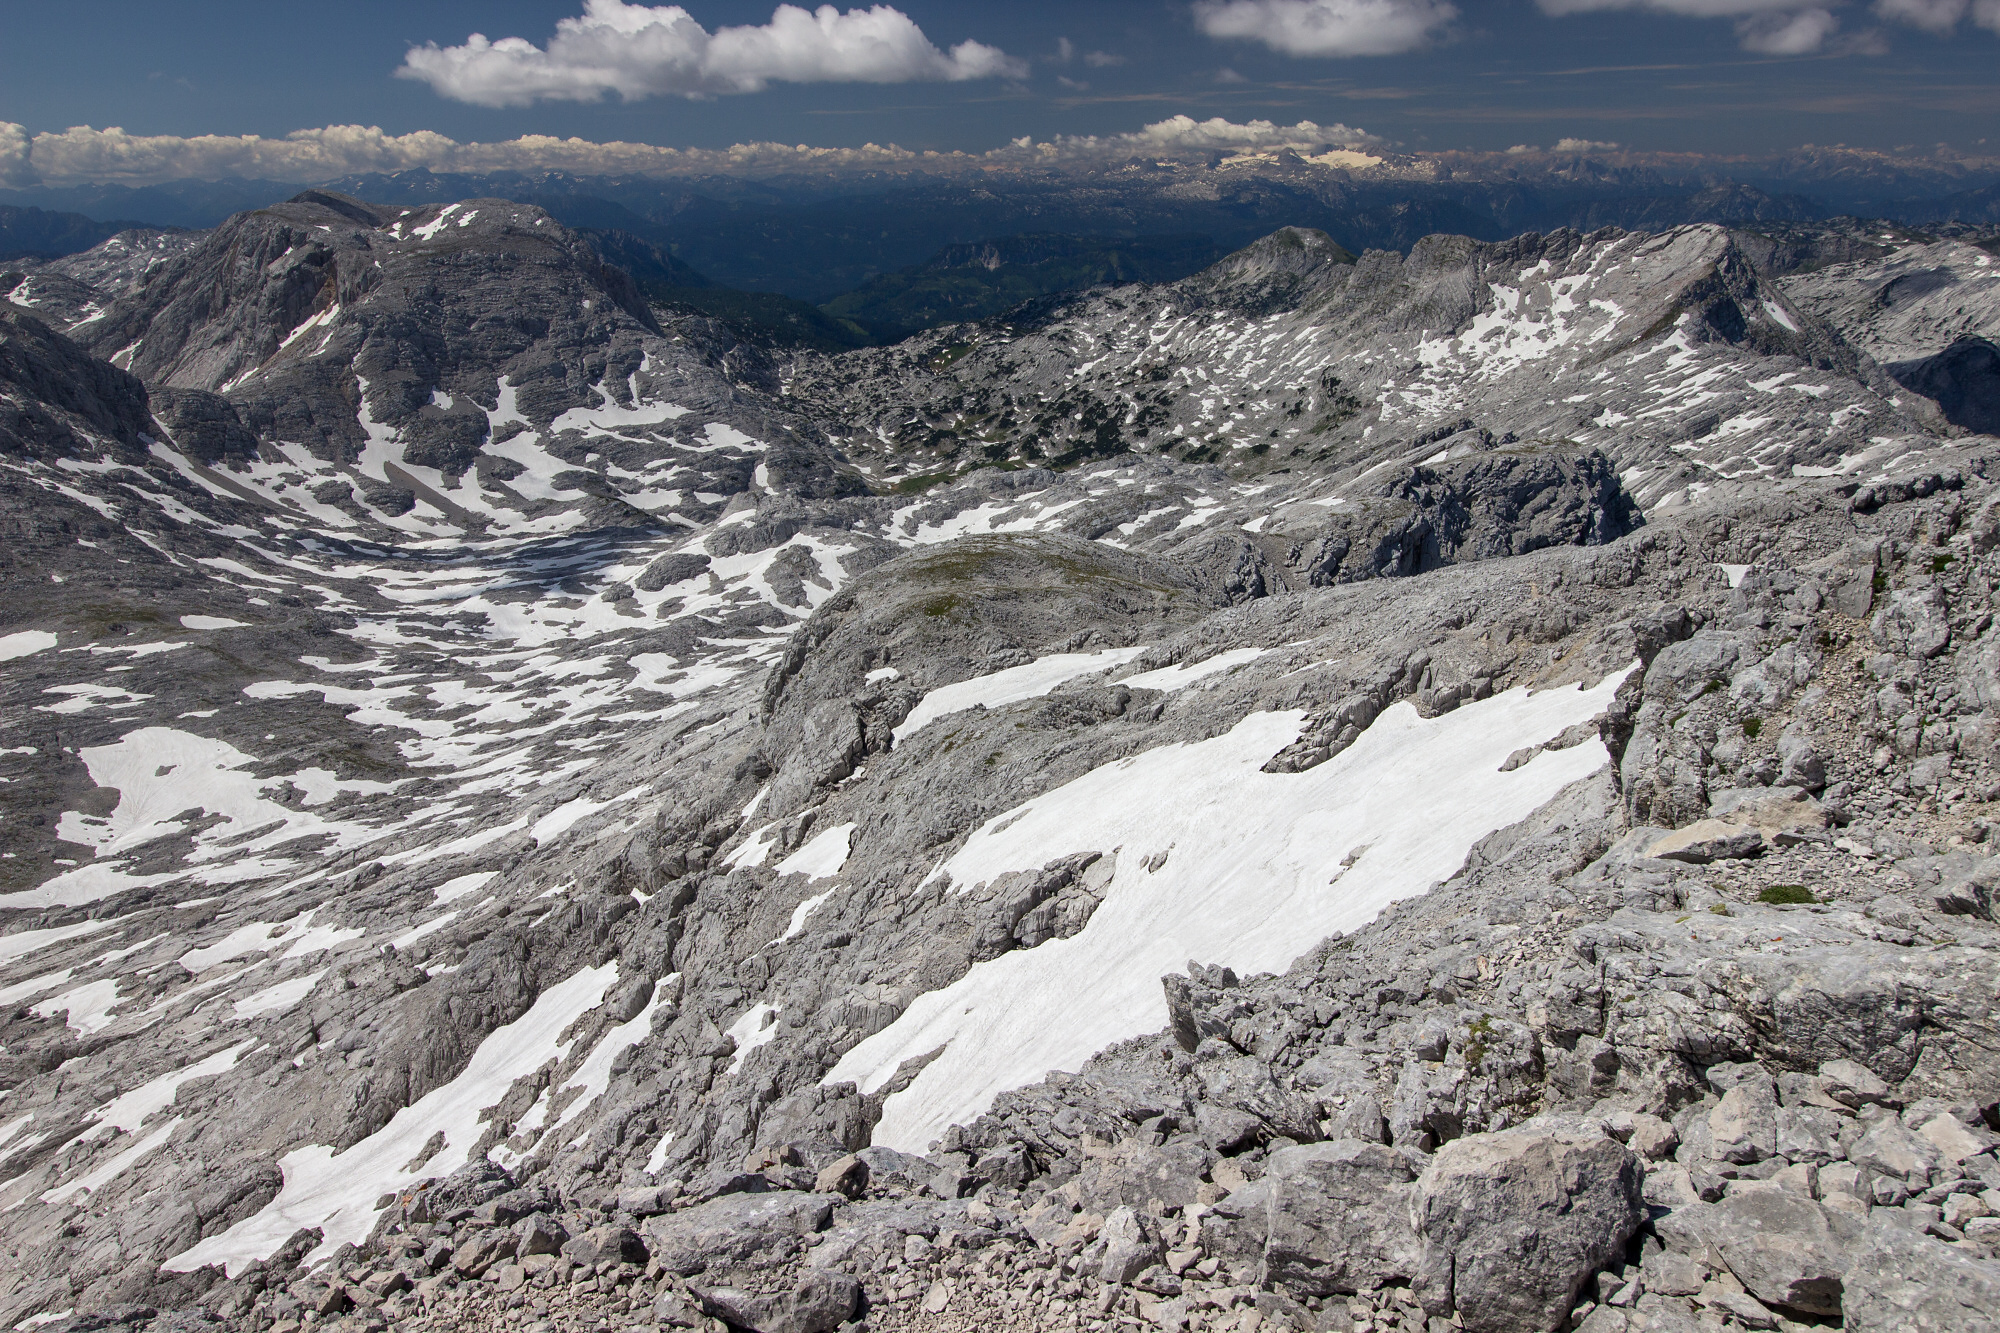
<box><xmin>2</xmin><ymin>0</ymin><xmax>1995</xmax><ymax>164</ymax></box>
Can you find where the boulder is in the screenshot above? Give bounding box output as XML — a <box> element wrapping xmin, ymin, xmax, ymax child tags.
<box><xmin>1842</xmin><ymin>1215</ymin><xmax>2000</xmax><ymax>1331</ymax></box>
<box><xmin>642</xmin><ymin>1191</ymin><xmax>841</xmax><ymax>1277</ymax></box>
<box><xmin>1098</xmin><ymin>1206</ymin><xmax>1162</xmax><ymax>1284</ymax></box>
<box><xmin>1660</xmin><ymin>1186</ymin><xmax>1856</xmax><ymax>1315</ymax></box>
<box><xmin>1645</xmin><ymin>820</ymin><xmax>1764</xmax><ymax>864</ymax></box>
<box><xmin>615</xmin><ymin>1184</ymin><xmax>679</xmax><ymax>1216</ymax></box>
<box><xmin>1409</xmin><ymin>1116</ymin><xmax>1644</xmax><ymax>1332</ymax></box>
<box><xmin>692</xmin><ymin>1272</ymin><xmax>861</xmax><ymax>1333</ymax></box>
<box><xmin>854</xmin><ymin>1145</ymin><xmax>931</xmax><ymax>1194</ymax></box>
<box><xmin>1259</xmin><ymin>1139</ymin><xmax>1426</xmax><ymax>1296</ymax></box>
<box><xmin>812</xmin><ymin>1153</ymin><xmax>869</xmax><ymax>1199</ymax></box>
<box><xmin>1920</xmin><ymin>1112</ymin><xmax>1999</xmax><ymax>1165</ymax></box>
<box><xmin>1818</xmin><ymin>1059</ymin><xmax>1894</xmax><ymax>1109</ymax></box>
<box><xmin>1850</xmin><ymin>1116</ymin><xmax>1940</xmax><ymax>1187</ymax></box>
<box><xmin>1195</xmin><ymin>1103</ymin><xmax>1264</xmax><ymax>1155</ymax></box>
<box><xmin>514</xmin><ymin>1213</ymin><xmax>568</xmax><ymax>1257</ymax></box>
<box><xmin>1706</xmin><ymin>1073</ymin><xmax>1779</xmax><ymax>1164</ymax></box>
<box><xmin>1075</xmin><ymin>1140</ymin><xmax>1211</xmax><ymax>1216</ymax></box>
<box><xmin>560</xmin><ymin>1225</ymin><xmax>645</xmax><ymax>1267</ymax></box>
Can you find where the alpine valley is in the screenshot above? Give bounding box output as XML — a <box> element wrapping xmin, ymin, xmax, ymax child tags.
<box><xmin>4</xmin><ymin>184</ymin><xmax>2000</xmax><ymax>1333</ymax></box>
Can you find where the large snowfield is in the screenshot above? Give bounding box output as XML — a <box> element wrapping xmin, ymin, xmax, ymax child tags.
<box><xmin>829</xmin><ymin>669</ymin><xmax>1631</xmax><ymax>1152</ymax></box>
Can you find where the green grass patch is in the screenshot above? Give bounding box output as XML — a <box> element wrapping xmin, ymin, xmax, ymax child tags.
<box><xmin>1758</xmin><ymin>884</ymin><xmax>1817</xmax><ymax>905</ymax></box>
<box><xmin>1742</xmin><ymin>716</ymin><xmax>1762</xmax><ymax>739</ymax></box>
<box><xmin>891</xmin><ymin>471</ymin><xmax>957</xmax><ymax>495</ymax></box>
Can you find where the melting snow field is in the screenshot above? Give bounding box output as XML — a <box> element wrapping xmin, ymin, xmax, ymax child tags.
<box><xmin>892</xmin><ymin>647</ymin><xmax>1149</xmax><ymax>743</ymax></box>
<box><xmin>166</xmin><ymin>964</ymin><xmax>620</xmax><ymax>1274</ymax></box>
<box><xmin>0</xmin><ymin>630</ymin><xmax>57</xmax><ymax>661</ymax></box>
<box><xmin>828</xmin><ymin>668</ymin><xmax>1631</xmax><ymax>1153</ymax></box>
<box><xmin>773</xmin><ymin>822</ymin><xmax>855</xmax><ymax>881</ymax></box>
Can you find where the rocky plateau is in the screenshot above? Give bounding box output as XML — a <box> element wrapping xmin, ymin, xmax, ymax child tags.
<box><xmin>2</xmin><ymin>190</ymin><xmax>2000</xmax><ymax>1333</ymax></box>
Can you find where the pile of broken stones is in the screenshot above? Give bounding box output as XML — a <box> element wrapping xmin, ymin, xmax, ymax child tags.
<box><xmin>194</xmin><ymin>1061</ymin><xmax>1998</xmax><ymax>1333</ymax></box>
<box><xmin>192</xmin><ymin>819</ymin><xmax>2000</xmax><ymax>1333</ymax></box>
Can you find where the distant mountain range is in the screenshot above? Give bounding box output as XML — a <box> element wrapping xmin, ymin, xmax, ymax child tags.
<box><xmin>8</xmin><ymin>150</ymin><xmax>2000</xmax><ymax>348</ymax></box>
<box><xmin>0</xmin><ymin>204</ymin><xmax>176</xmax><ymax>262</ymax></box>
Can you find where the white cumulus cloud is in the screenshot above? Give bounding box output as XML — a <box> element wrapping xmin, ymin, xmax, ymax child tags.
<box><xmin>1736</xmin><ymin>5</ymin><xmax>1842</xmax><ymax>47</ymax></box>
<box><xmin>1193</xmin><ymin>0</ymin><xmax>1457</xmax><ymax>56</ymax></box>
<box><xmin>0</xmin><ymin>121</ymin><xmax>33</xmax><ymax>188</ymax></box>
<box><xmin>1538</xmin><ymin>0</ymin><xmax>1850</xmax><ymax>51</ymax></box>
<box><xmin>1872</xmin><ymin>0</ymin><xmax>2000</xmax><ymax>29</ymax></box>
<box><xmin>396</xmin><ymin>0</ymin><xmax>1026</xmax><ymax>107</ymax></box>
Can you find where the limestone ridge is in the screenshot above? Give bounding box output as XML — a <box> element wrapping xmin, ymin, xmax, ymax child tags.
<box><xmin>0</xmin><ymin>200</ymin><xmax>1999</xmax><ymax>1333</ymax></box>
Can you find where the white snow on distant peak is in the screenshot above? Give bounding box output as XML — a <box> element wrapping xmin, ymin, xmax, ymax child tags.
<box><xmin>725</xmin><ymin>1003</ymin><xmax>780</xmax><ymax>1077</ymax></box>
<box><xmin>774</xmin><ymin>822</ymin><xmax>855</xmax><ymax>882</ymax></box>
<box><xmin>166</xmin><ymin>962</ymin><xmax>621</xmax><ymax>1275</ymax></box>
<box><xmin>41</xmin><ymin>1118</ymin><xmax>180</xmax><ymax>1205</ymax></box>
<box><xmin>549</xmin><ymin>976</ymin><xmax>671</xmax><ymax>1133</ymax></box>
<box><xmin>1761</xmin><ymin>299</ymin><xmax>1799</xmax><ymax>333</ymax></box>
<box><xmin>892</xmin><ymin>646</ymin><xmax>1149</xmax><ymax>743</ymax></box>
<box><xmin>1117</xmin><ymin>647</ymin><xmax>1267</xmax><ymax>692</ymax></box>
<box><xmin>180</xmin><ymin>615</ymin><xmax>249</xmax><ymax>631</ymax></box>
<box><xmin>0</xmin><ymin>918</ymin><xmax>115</xmax><ymax>968</ymax></box>
<box><xmin>644</xmin><ymin>1131</ymin><xmax>676</xmax><ymax>1177</ymax></box>
<box><xmin>1718</xmin><ymin>563</ymin><xmax>1752</xmax><ymax>588</ymax></box>
<box><xmin>548</xmin><ymin>386</ymin><xmax>690</xmax><ymax>436</ymax></box>
<box><xmin>0</xmin><ymin>630</ymin><xmax>57</xmax><ymax>661</ymax></box>
<box><xmin>829</xmin><ymin>667</ymin><xmax>1633</xmax><ymax>1153</ymax></box>
<box><xmin>32</xmin><ymin>978</ymin><xmax>123</xmax><ymax>1034</ymax></box>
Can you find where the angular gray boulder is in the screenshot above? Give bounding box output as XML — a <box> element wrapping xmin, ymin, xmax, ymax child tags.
<box><xmin>1203</xmin><ymin>1139</ymin><xmax>1426</xmax><ymax>1296</ymax></box>
<box><xmin>1656</xmin><ymin>1186</ymin><xmax>1855</xmax><ymax>1316</ymax></box>
<box><xmin>692</xmin><ymin>1271</ymin><xmax>861</xmax><ymax>1333</ymax></box>
<box><xmin>641</xmin><ymin>1192</ymin><xmax>841</xmax><ymax>1277</ymax></box>
<box><xmin>1409</xmin><ymin>1116</ymin><xmax>1644</xmax><ymax>1333</ymax></box>
<box><xmin>1842</xmin><ymin>1215</ymin><xmax>2000</xmax><ymax>1332</ymax></box>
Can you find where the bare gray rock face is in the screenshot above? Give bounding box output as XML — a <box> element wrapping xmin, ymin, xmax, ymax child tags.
<box><xmin>1410</xmin><ymin>1116</ymin><xmax>1645</xmax><ymax>1332</ymax></box>
<box><xmin>1658</xmin><ymin>1187</ymin><xmax>1857</xmax><ymax>1315</ymax></box>
<box><xmin>691</xmin><ymin>1270</ymin><xmax>859</xmax><ymax>1333</ymax></box>
<box><xmin>1842</xmin><ymin>1215</ymin><xmax>2000</xmax><ymax>1331</ymax></box>
<box><xmin>1204</xmin><ymin>1139</ymin><xmax>1426</xmax><ymax>1295</ymax></box>
<box><xmin>641</xmin><ymin>1192</ymin><xmax>840</xmax><ymax>1277</ymax></box>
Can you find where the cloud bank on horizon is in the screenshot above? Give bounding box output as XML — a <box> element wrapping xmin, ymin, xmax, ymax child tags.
<box><xmin>396</xmin><ymin>0</ymin><xmax>1026</xmax><ymax>107</ymax></box>
<box><xmin>0</xmin><ymin>115</ymin><xmax>1382</xmax><ymax>188</ymax></box>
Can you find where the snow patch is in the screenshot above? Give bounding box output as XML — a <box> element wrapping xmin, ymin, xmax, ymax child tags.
<box><xmin>893</xmin><ymin>647</ymin><xmax>1149</xmax><ymax>743</ymax></box>
<box><xmin>0</xmin><ymin>631</ymin><xmax>56</xmax><ymax>661</ymax></box>
<box><xmin>774</xmin><ymin>823</ymin><xmax>855</xmax><ymax>882</ymax></box>
<box><xmin>829</xmin><ymin>669</ymin><xmax>1632</xmax><ymax>1152</ymax></box>
<box><xmin>166</xmin><ymin>963</ymin><xmax>620</xmax><ymax>1274</ymax></box>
